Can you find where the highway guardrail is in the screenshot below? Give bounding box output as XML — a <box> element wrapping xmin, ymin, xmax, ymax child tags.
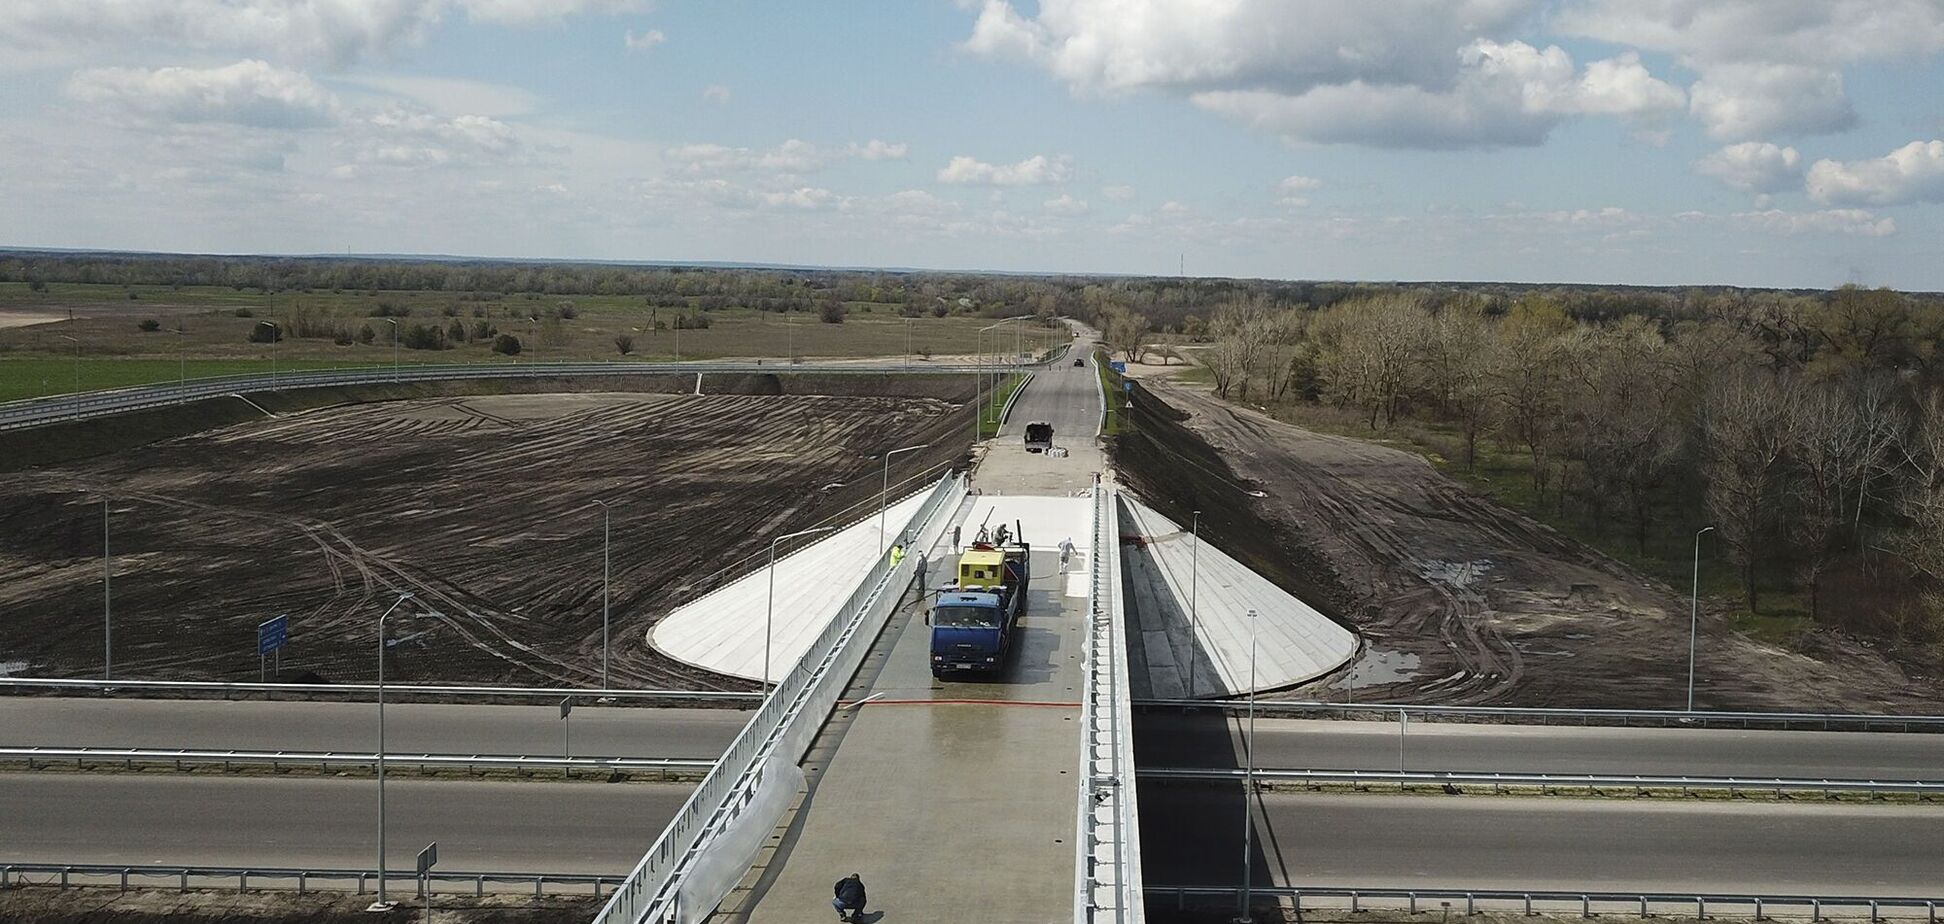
<box><xmin>0</xmin><ymin>746</ymin><xmax>715</xmax><ymax>778</ymax></box>
<box><xmin>0</xmin><ymin>677</ymin><xmax>761</xmax><ymax>704</ymax></box>
<box><xmin>0</xmin><ymin>358</ymin><xmax>1038</xmax><ymax>431</ymax></box>
<box><xmin>1139</xmin><ymin>766</ymin><xmax>1944</xmax><ymax>797</ymax></box>
<box><xmin>1076</xmin><ymin>484</ymin><xmax>1144</xmax><ymax>923</ymax></box>
<box><xmin>1147</xmin><ymin>885</ymin><xmax>1944</xmax><ymax>922</ymax></box>
<box><xmin>0</xmin><ymin>861</ymin><xmax>618</xmax><ymax>897</ymax></box>
<box><xmin>1134</xmin><ymin>699</ymin><xmax>1944</xmax><ymax>732</ymax></box>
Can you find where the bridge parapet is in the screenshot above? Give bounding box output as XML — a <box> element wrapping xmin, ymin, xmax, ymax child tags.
<box><xmin>1076</xmin><ymin>484</ymin><xmax>1145</xmax><ymax>923</ymax></box>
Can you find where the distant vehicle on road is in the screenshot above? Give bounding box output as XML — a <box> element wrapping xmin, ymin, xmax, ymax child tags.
<box><xmin>1024</xmin><ymin>421</ymin><xmax>1054</xmax><ymax>453</ymax></box>
<box><xmin>1073</xmin><ymin>357</ymin><xmax>1085</xmax><ymax>367</ymax></box>
<box><xmin>929</xmin><ymin>523</ymin><xmax>1030</xmax><ymax>677</ymax></box>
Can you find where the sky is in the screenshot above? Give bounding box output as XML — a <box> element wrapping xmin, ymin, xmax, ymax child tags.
<box><xmin>3</xmin><ymin>1</ymin><xmax>1944</xmax><ymax>290</ymax></box>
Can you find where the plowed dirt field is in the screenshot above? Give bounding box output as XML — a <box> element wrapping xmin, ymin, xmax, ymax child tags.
<box><xmin>0</xmin><ymin>385</ymin><xmax>972</xmax><ymax>688</ymax></box>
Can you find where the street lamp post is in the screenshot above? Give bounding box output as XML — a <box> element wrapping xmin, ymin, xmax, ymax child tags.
<box><xmin>1238</xmin><ymin>608</ymin><xmax>1259</xmax><ymax>923</ymax></box>
<box><xmin>591</xmin><ymin>500</ymin><xmax>614</xmax><ymax>691</ymax></box>
<box><xmin>102</xmin><ymin>498</ymin><xmax>112</xmax><ymax>680</ymax></box>
<box><xmin>372</xmin><ymin>592</ymin><xmax>415</xmax><ymax>911</ymax></box>
<box><xmin>381</xmin><ymin>318</ymin><xmax>400</xmax><ymax>381</ymax></box>
<box><xmin>263</xmin><ymin>321</ymin><xmax>282</xmax><ymax>387</ymax></box>
<box><xmin>880</xmin><ymin>444</ymin><xmax>929</xmax><ymax>554</ymax></box>
<box><xmin>766</xmin><ymin>526</ymin><xmax>837</xmax><ymax>692</ymax></box>
<box><xmin>903</xmin><ymin>317</ymin><xmax>914</xmax><ymax>368</ymax></box>
<box><xmin>173</xmin><ymin>325</ymin><xmax>186</xmax><ymax>387</ymax></box>
<box><xmin>1187</xmin><ymin>510</ymin><xmax>1201</xmax><ymax>697</ymax></box>
<box><xmin>1688</xmin><ymin>525</ymin><xmax>1715</xmax><ymax>712</ymax></box>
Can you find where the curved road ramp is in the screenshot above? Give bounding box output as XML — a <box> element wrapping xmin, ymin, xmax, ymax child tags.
<box><xmin>1119</xmin><ymin>495</ymin><xmax>1356</xmax><ymax>697</ymax></box>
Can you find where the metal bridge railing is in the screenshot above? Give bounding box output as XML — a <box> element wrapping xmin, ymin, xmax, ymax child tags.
<box><xmin>1139</xmin><ymin>766</ymin><xmax>1944</xmax><ymax>797</ymax></box>
<box><xmin>1133</xmin><ymin>698</ymin><xmax>1944</xmax><ymax>732</ymax></box>
<box><xmin>0</xmin><ymin>861</ymin><xmax>617</xmax><ymax>897</ymax></box>
<box><xmin>591</xmin><ymin>471</ymin><xmax>966</xmax><ymax>924</ymax></box>
<box><xmin>1146</xmin><ymin>885</ymin><xmax>1944</xmax><ymax>922</ymax></box>
<box><xmin>0</xmin><ymin>746</ymin><xmax>714</xmax><ymax>777</ymax></box>
<box><xmin>1076</xmin><ymin>485</ymin><xmax>1143</xmax><ymax>924</ymax></box>
<box><xmin>0</xmin><ymin>677</ymin><xmax>759</xmax><ymax>703</ymax></box>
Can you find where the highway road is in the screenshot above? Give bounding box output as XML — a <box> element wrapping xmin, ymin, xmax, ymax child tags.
<box><xmin>1143</xmin><ymin>788</ymin><xmax>1944</xmax><ymax>896</ymax></box>
<box><xmin>1136</xmin><ymin>714</ymin><xmax>1944</xmax><ymax>779</ymax></box>
<box><xmin>0</xmin><ymin>698</ymin><xmax>748</xmax><ymax>758</ymax></box>
<box><xmin>0</xmin><ymin>775</ymin><xmax>686</xmax><ymax>874</ymax></box>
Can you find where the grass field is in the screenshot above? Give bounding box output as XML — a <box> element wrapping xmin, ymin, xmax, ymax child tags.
<box><xmin>0</xmin><ymin>282</ymin><xmax>1068</xmax><ymax>402</ymax></box>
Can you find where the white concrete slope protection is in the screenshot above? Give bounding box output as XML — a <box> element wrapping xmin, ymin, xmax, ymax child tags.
<box><xmin>650</xmin><ymin>491</ymin><xmax>929</xmax><ymax>681</ymax></box>
<box><xmin>1120</xmin><ymin>494</ymin><xmax>1357</xmax><ymax>696</ymax></box>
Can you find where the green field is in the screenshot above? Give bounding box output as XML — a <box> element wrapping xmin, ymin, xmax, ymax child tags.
<box><xmin>0</xmin><ymin>282</ymin><xmax>1068</xmax><ymax>403</ymax></box>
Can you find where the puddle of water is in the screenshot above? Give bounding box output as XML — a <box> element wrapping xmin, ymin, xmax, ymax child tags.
<box><xmin>1338</xmin><ymin>647</ymin><xmax>1422</xmax><ymax>687</ymax></box>
<box><xmin>1416</xmin><ymin>558</ymin><xmax>1493</xmax><ymax>589</ymax></box>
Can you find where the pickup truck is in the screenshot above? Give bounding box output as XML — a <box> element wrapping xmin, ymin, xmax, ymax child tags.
<box><xmin>930</xmin><ymin>540</ymin><xmax>1030</xmax><ymax>676</ymax></box>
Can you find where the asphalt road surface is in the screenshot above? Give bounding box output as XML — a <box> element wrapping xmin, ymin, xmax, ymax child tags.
<box><xmin>0</xmin><ymin>697</ymin><xmax>748</xmax><ymax>758</ymax></box>
<box><xmin>1136</xmin><ymin>714</ymin><xmax>1944</xmax><ymax>779</ymax></box>
<box><xmin>0</xmin><ymin>775</ymin><xmax>688</xmax><ymax>874</ymax></box>
<box><xmin>1144</xmin><ymin>788</ymin><xmax>1944</xmax><ymax>896</ymax></box>
<box><xmin>1000</xmin><ymin>328</ymin><xmax>1102</xmax><ymax>441</ymax></box>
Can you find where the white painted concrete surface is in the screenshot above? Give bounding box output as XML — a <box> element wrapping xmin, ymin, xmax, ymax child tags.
<box><xmin>649</xmin><ymin>492</ymin><xmax>929</xmax><ymax>682</ymax></box>
<box><xmin>1120</xmin><ymin>495</ymin><xmax>1357</xmax><ymax>695</ymax></box>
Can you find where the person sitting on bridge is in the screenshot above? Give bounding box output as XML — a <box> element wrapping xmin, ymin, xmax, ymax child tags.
<box><xmin>832</xmin><ymin>872</ymin><xmax>867</xmax><ymax>922</ymax></box>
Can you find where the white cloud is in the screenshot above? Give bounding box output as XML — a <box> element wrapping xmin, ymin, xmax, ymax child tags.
<box><xmin>1686</xmin><ymin>64</ymin><xmax>1854</xmax><ymax>140</ymax></box>
<box><xmin>1193</xmin><ymin>39</ymin><xmax>1682</xmax><ymax>149</ymax></box>
<box><xmin>1732</xmin><ymin>208</ymin><xmax>1896</xmax><ymax>237</ymax></box>
<box><xmin>1102</xmin><ymin>184</ymin><xmax>1135</xmax><ymax>201</ymax></box>
<box><xmin>1160</xmin><ymin>200</ymin><xmax>1189</xmax><ymax>214</ymax></box>
<box><xmin>2</xmin><ymin>0</ymin><xmax>646</xmax><ymax>66</ymax></box>
<box><xmin>1806</xmin><ymin>140</ymin><xmax>1944</xmax><ymax>206</ymax></box>
<box><xmin>850</xmin><ymin>139</ymin><xmax>909</xmax><ymax>160</ymax></box>
<box><xmin>1276</xmin><ymin>174</ymin><xmax>1321</xmax><ymax>205</ymax></box>
<box><xmin>1694</xmin><ymin>142</ymin><xmax>1803</xmax><ymax>194</ymax></box>
<box><xmin>624</xmin><ymin>28</ymin><xmax>666</xmax><ymax>51</ymax></box>
<box><xmin>701</xmin><ymin>84</ymin><xmax>732</xmax><ymax>105</ymax></box>
<box><xmin>1555</xmin><ymin>1</ymin><xmax>1944</xmax><ymax>139</ymax></box>
<box><xmin>1042</xmin><ymin>193</ymin><xmax>1089</xmax><ymax>215</ymax></box>
<box><xmin>341</xmin><ymin>74</ymin><xmax>541</xmax><ymax>118</ymax></box>
<box><xmin>66</xmin><ymin>60</ymin><xmax>339</xmax><ymax>129</ymax></box>
<box><xmin>355</xmin><ymin>109</ymin><xmax>523</xmax><ymax>169</ymax></box>
<box><xmin>937</xmin><ymin>154</ymin><xmax>1071</xmax><ymax>185</ymax></box>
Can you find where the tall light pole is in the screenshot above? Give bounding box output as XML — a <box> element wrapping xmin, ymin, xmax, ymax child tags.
<box><xmin>976</xmin><ymin>319</ymin><xmax>1021</xmax><ymax>438</ymax></box>
<box><xmin>373</xmin><ymin>591</ymin><xmax>416</xmax><ymax>911</ymax></box>
<box><xmin>58</xmin><ymin>334</ymin><xmax>80</xmax><ymax>395</ymax></box>
<box><xmin>903</xmin><ymin>317</ymin><xmax>915</xmax><ymax>368</ymax></box>
<box><xmin>1688</xmin><ymin>525</ymin><xmax>1715</xmax><ymax>712</ymax></box>
<box><xmin>880</xmin><ymin>444</ymin><xmax>929</xmax><ymax>554</ymax></box>
<box><xmin>766</xmin><ymin>526</ymin><xmax>837</xmax><ymax>692</ymax></box>
<box><xmin>1238</xmin><ymin>608</ymin><xmax>1258</xmax><ymax>923</ymax></box>
<box><xmin>591</xmin><ymin>499</ymin><xmax>614</xmax><ymax>691</ymax></box>
<box><xmin>102</xmin><ymin>498</ymin><xmax>112</xmax><ymax>680</ymax></box>
<box><xmin>172</xmin><ymin>325</ymin><xmax>186</xmax><ymax>387</ymax></box>
<box><xmin>1187</xmin><ymin>510</ymin><xmax>1201</xmax><ymax>698</ymax></box>
<box><xmin>264</xmin><ymin>320</ymin><xmax>282</xmax><ymax>387</ymax></box>
<box><xmin>381</xmin><ymin>318</ymin><xmax>400</xmax><ymax>381</ymax></box>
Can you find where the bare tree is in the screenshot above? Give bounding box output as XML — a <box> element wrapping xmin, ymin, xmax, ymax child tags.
<box><xmin>1702</xmin><ymin>369</ymin><xmax>1799</xmax><ymax>612</ymax></box>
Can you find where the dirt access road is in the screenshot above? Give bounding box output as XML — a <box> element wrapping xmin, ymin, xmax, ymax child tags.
<box><xmin>1123</xmin><ymin>375</ymin><xmax>1935</xmax><ymax>711</ymax></box>
<box><xmin>0</xmin><ymin>382</ymin><xmax>972</xmax><ymax>687</ymax></box>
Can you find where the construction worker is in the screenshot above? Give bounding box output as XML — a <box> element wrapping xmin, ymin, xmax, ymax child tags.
<box><xmin>915</xmin><ymin>551</ymin><xmax>929</xmax><ymax>595</ymax></box>
<box><xmin>1058</xmin><ymin>537</ymin><xmax>1074</xmax><ymax>573</ymax></box>
<box><xmin>889</xmin><ymin>543</ymin><xmax>905</xmax><ymax>567</ymax></box>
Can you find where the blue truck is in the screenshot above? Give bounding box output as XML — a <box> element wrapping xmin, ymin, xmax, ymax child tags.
<box><xmin>928</xmin><ymin>528</ymin><xmax>1030</xmax><ymax>677</ymax></box>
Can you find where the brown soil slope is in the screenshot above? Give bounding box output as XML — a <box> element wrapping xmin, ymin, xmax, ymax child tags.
<box><xmin>0</xmin><ymin>386</ymin><xmax>972</xmax><ymax>687</ymax></box>
<box><xmin>1123</xmin><ymin>377</ymin><xmax>1936</xmax><ymax>711</ymax></box>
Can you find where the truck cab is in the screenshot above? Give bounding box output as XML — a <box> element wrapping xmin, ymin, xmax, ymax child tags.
<box><xmin>1024</xmin><ymin>421</ymin><xmax>1054</xmax><ymax>453</ymax></box>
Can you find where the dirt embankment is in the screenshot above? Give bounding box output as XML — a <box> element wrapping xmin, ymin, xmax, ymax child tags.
<box><xmin>1113</xmin><ymin>376</ymin><xmax>1940</xmax><ymax>711</ymax></box>
<box><xmin>0</xmin><ymin>375</ymin><xmax>977</xmax><ymax>688</ymax></box>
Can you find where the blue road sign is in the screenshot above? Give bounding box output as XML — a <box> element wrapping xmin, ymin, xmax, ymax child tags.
<box><xmin>1124</xmin><ymin>381</ymin><xmax>1133</xmax><ymax>392</ymax></box>
<box><xmin>257</xmin><ymin>615</ymin><xmax>288</xmax><ymax>655</ymax></box>
<box><xmin>1109</xmin><ymin>361</ymin><xmax>1127</xmax><ymax>373</ymax></box>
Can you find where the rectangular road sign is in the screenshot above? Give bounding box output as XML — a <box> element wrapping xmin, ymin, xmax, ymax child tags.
<box><xmin>256</xmin><ymin>615</ymin><xmax>288</xmax><ymax>656</ymax></box>
<box><xmin>1109</xmin><ymin>360</ymin><xmax>1127</xmax><ymax>373</ymax></box>
<box><xmin>416</xmin><ymin>842</ymin><xmax>438</xmax><ymax>875</ymax></box>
